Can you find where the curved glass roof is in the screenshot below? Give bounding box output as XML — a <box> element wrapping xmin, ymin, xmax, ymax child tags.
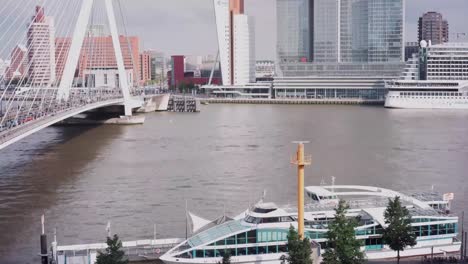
<box><xmin>188</xmin><ymin>220</ymin><xmax>248</xmax><ymax>247</ymax></box>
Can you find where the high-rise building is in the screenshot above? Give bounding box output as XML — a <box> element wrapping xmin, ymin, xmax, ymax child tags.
<box><xmin>418</xmin><ymin>12</ymin><xmax>449</xmax><ymax>45</ymax></box>
<box><xmin>277</xmin><ymin>0</ymin><xmax>405</xmax><ymax>76</ymax></box>
<box><xmin>274</xmin><ymin>0</ymin><xmax>405</xmax><ymax>101</ymax></box>
<box><xmin>27</xmin><ymin>6</ymin><xmax>56</xmax><ymax>87</ymax></box>
<box><xmin>5</xmin><ymin>45</ymin><xmax>28</xmax><ymax>81</ymax></box>
<box><xmin>213</xmin><ymin>0</ymin><xmax>255</xmax><ymax>85</ymax></box>
<box><xmin>276</xmin><ymin>0</ymin><xmax>313</xmax><ymax>63</ymax></box>
<box><xmin>140</xmin><ymin>51</ymin><xmax>152</xmax><ymax>85</ymax></box>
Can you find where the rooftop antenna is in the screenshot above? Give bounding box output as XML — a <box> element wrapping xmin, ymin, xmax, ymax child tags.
<box><xmin>153</xmin><ymin>224</ymin><xmax>157</xmax><ymax>243</ymax></box>
<box><xmin>331</xmin><ymin>176</ymin><xmax>336</xmax><ymax>193</ymax></box>
<box><xmin>291</xmin><ymin>141</ymin><xmax>312</xmax><ymax>240</ymax></box>
<box><xmin>106</xmin><ymin>221</ymin><xmax>111</xmax><ymax>238</ymax></box>
<box><xmin>320</xmin><ymin>177</ymin><xmax>326</xmax><ymax>186</ymax></box>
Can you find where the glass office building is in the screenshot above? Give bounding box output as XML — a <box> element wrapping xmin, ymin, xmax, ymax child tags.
<box><xmin>276</xmin><ymin>0</ymin><xmax>313</xmax><ymax>63</ymax></box>
<box><xmin>275</xmin><ymin>0</ymin><xmax>405</xmax><ymax>101</ymax></box>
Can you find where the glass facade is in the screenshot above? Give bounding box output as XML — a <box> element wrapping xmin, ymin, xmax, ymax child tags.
<box><xmin>313</xmin><ymin>0</ymin><xmax>339</xmax><ymax>63</ymax></box>
<box><xmin>367</xmin><ymin>0</ymin><xmax>404</xmax><ymax>62</ymax></box>
<box><xmin>276</xmin><ymin>0</ymin><xmax>313</xmax><ymax>63</ymax></box>
<box><xmin>276</xmin><ymin>0</ymin><xmax>404</xmax><ymax>77</ymax></box>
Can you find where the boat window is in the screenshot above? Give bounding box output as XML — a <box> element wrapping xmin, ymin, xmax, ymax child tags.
<box><xmin>244</xmin><ymin>215</ymin><xmax>261</xmax><ymax>224</ymax></box>
<box><xmin>280</xmin><ymin>216</ymin><xmax>294</xmax><ymax>222</ymax></box>
<box><xmin>204</xmin><ymin>249</ymin><xmax>214</xmax><ymax>258</ymax></box>
<box><xmin>258</xmin><ymin>246</ymin><xmax>266</xmax><ymax>254</ymax></box>
<box><xmin>278</xmin><ymin>245</ymin><xmax>288</xmax><ymax>253</ymax></box>
<box><xmin>175</xmin><ymin>252</ymin><xmax>191</xmax><ymax>259</ymax></box>
<box><xmin>262</xmin><ymin>217</ymin><xmax>281</xmax><ymax>223</ymax></box>
<box><xmin>247</xmin><ymin>247</ymin><xmax>257</xmax><ymax>255</ymax></box>
<box><xmin>247</xmin><ymin>230</ymin><xmax>257</xmax><ymax>243</ymax></box>
<box><xmin>253</xmin><ymin>207</ymin><xmax>277</xmax><ymax>214</ymax></box>
<box><xmin>226</xmin><ymin>236</ymin><xmax>236</xmax><ymax>245</ymax></box>
<box><xmin>195</xmin><ymin>250</ymin><xmax>204</xmax><ymax>258</ymax></box>
<box><xmin>308</xmin><ymin>192</ymin><xmax>319</xmax><ymax>201</ymax></box>
<box><xmin>215</xmin><ymin>238</ymin><xmax>226</xmax><ymax>246</ymax></box>
<box><xmin>237</xmin><ymin>232</ymin><xmax>246</xmax><ymax>244</ymax></box>
<box><xmin>268</xmin><ymin>245</ymin><xmax>278</xmax><ymax>254</ymax></box>
<box><xmin>238</xmin><ymin>247</ymin><xmax>247</xmax><ymax>256</ymax></box>
<box><xmin>229</xmin><ymin>248</ymin><xmax>236</xmax><ymax>257</ymax></box>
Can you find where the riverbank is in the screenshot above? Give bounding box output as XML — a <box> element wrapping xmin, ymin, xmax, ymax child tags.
<box><xmin>201</xmin><ymin>98</ymin><xmax>384</xmax><ymax>105</ymax></box>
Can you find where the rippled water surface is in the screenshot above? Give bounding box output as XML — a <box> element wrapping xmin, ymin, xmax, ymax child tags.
<box><xmin>1</xmin><ymin>104</ymin><xmax>468</xmax><ymax>263</ymax></box>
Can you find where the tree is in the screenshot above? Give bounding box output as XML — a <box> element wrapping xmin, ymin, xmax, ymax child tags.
<box><xmin>322</xmin><ymin>200</ymin><xmax>365</xmax><ymax>264</ymax></box>
<box><xmin>285</xmin><ymin>225</ymin><xmax>313</xmax><ymax>264</ymax></box>
<box><xmin>95</xmin><ymin>234</ymin><xmax>128</xmax><ymax>264</ymax></box>
<box><xmin>382</xmin><ymin>196</ymin><xmax>417</xmax><ymax>264</ymax></box>
<box><xmin>218</xmin><ymin>250</ymin><xmax>231</xmax><ymax>264</ymax></box>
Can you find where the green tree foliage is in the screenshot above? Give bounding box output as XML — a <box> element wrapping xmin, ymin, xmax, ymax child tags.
<box><xmin>322</xmin><ymin>200</ymin><xmax>365</xmax><ymax>264</ymax></box>
<box><xmin>285</xmin><ymin>225</ymin><xmax>313</xmax><ymax>264</ymax></box>
<box><xmin>95</xmin><ymin>234</ymin><xmax>128</xmax><ymax>264</ymax></box>
<box><xmin>218</xmin><ymin>250</ymin><xmax>231</xmax><ymax>264</ymax></box>
<box><xmin>382</xmin><ymin>196</ymin><xmax>417</xmax><ymax>264</ymax></box>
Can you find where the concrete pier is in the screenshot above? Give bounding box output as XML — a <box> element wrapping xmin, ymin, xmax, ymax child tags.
<box><xmin>168</xmin><ymin>95</ymin><xmax>200</xmax><ymax>112</ymax></box>
<box><xmin>54</xmin><ymin>238</ymin><xmax>183</xmax><ymax>264</ymax></box>
<box><xmin>202</xmin><ymin>98</ymin><xmax>384</xmax><ymax>105</ymax></box>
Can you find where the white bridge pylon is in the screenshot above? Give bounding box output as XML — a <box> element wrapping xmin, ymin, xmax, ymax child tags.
<box><xmin>56</xmin><ymin>0</ymin><xmax>132</xmax><ymax>116</ymax></box>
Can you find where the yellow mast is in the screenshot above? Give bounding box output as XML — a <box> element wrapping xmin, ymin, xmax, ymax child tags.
<box><xmin>291</xmin><ymin>142</ymin><xmax>311</xmax><ymax>239</ymax></box>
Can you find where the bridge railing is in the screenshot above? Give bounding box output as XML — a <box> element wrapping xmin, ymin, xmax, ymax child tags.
<box><xmin>0</xmin><ymin>88</ymin><xmax>126</xmax><ymax>142</ymax></box>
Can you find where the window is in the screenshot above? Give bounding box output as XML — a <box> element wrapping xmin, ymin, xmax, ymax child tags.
<box><xmin>247</xmin><ymin>247</ymin><xmax>257</xmax><ymax>255</ymax></box>
<box><xmin>237</xmin><ymin>232</ymin><xmax>246</xmax><ymax>244</ymax></box>
<box><xmin>268</xmin><ymin>246</ymin><xmax>277</xmax><ymax>254</ymax></box>
<box><xmin>237</xmin><ymin>247</ymin><xmax>247</xmax><ymax>256</ymax></box>
<box><xmin>247</xmin><ymin>230</ymin><xmax>256</xmax><ymax>243</ymax></box>
<box><xmin>104</xmin><ymin>73</ymin><xmax>108</xmax><ymax>85</ymax></box>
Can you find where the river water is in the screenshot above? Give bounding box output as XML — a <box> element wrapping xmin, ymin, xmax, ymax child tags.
<box><xmin>1</xmin><ymin>104</ymin><xmax>468</xmax><ymax>263</ymax></box>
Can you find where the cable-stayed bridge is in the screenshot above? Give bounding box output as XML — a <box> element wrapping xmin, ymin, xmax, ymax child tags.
<box><xmin>0</xmin><ymin>0</ymin><xmax>148</xmax><ymax>150</ymax></box>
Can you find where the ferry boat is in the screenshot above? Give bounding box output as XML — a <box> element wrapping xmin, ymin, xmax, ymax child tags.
<box><xmin>385</xmin><ymin>42</ymin><xmax>468</xmax><ymax>109</ymax></box>
<box><xmin>160</xmin><ymin>185</ymin><xmax>459</xmax><ymax>264</ymax></box>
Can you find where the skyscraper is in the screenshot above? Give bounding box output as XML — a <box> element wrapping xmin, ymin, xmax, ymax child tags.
<box><xmin>27</xmin><ymin>6</ymin><xmax>56</xmax><ymax>87</ymax></box>
<box><xmin>213</xmin><ymin>0</ymin><xmax>255</xmax><ymax>85</ymax></box>
<box><xmin>276</xmin><ymin>0</ymin><xmax>405</xmax><ymax>75</ymax></box>
<box><xmin>276</xmin><ymin>0</ymin><xmax>313</xmax><ymax>63</ymax></box>
<box><xmin>418</xmin><ymin>12</ymin><xmax>449</xmax><ymax>45</ymax></box>
<box><xmin>274</xmin><ymin>0</ymin><xmax>405</xmax><ymax>101</ymax></box>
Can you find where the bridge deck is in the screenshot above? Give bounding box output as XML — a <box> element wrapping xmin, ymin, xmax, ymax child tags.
<box><xmin>0</xmin><ymin>98</ymin><xmax>124</xmax><ymax>150</ymax></box>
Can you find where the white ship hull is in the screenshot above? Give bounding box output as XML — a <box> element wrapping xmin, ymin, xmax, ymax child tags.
<box><xmin>385</xmin><ymin>95</ymin><xmax>468</xmax><ymax>109</ymax></box>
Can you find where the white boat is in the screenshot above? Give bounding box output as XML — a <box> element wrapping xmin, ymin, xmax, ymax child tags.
<box><xmin>160</xmin><ymin>185</ymin><xmax>459</xmax><ymax>264</ymax></box>
<box><xmin>385</xmin><ymin>80</ymin><xmax>468</xmax><ymax>109</ymax></box>
<box><xmin>385</xmin><ymin>42</ymin><xmax>468</xmax><ymax>109</ymax></box>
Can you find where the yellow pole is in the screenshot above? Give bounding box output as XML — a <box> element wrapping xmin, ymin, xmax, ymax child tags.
<box><xmin>297</xmin><ymin>143</ymin><xmax>305</xmax><ymax>239</ymax></box>
<box><xmin>291</xmin><ymin>142</ymin><xmax>311</xmax><ymax>240</ymax></box>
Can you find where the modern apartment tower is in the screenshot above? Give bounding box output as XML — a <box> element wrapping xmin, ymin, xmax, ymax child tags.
<box><xmin>418</xmin><ymin>12</ymin><xmax>449</xmax><ymax>45</ymax></box>
<box><xmin>213</xmin><ymin>0</ymin><xmax>255</xmax><ymax>85</ymax></box>
<box><xmin>27</xmin><ymin>6</ymin><xmax>56</xmax><ymax>87</ymax></box>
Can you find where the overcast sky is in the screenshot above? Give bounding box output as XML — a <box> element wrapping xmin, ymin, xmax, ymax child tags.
<box><xmin>1</xmin><ymin>0</ymin><xmax>466</xmax><ymax>60</ymax></box>
<box><xmin>117</xmin><ymin>0</ymin><xmax>468</xmax><ymax>60</ymax></box>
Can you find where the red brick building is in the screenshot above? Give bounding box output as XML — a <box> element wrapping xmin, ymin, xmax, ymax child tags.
<box><xmin>139</xmin><ymin>51</ymin><xmax>152</xmax><ymax>85</ymax></box>
<box><xmin>168</xmin><ymin>55</ymin><xmax>221</xmax><ymax>89</ymax></box>
<box><xmin>55</xmin><ymin>36</ymin><xmax>140</xmax><ymax>85</ymax></box>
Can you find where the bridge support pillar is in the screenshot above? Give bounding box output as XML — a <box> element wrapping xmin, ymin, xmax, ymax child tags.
<box><xmin>105</xmin><ymin>0</ymin><xmax>132</xmax><ymax>116</ymax></box>
<box><xmin>56</xmin><ymin>0</ymin><xmax>95</xmax><ymax>101</ymax></box>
